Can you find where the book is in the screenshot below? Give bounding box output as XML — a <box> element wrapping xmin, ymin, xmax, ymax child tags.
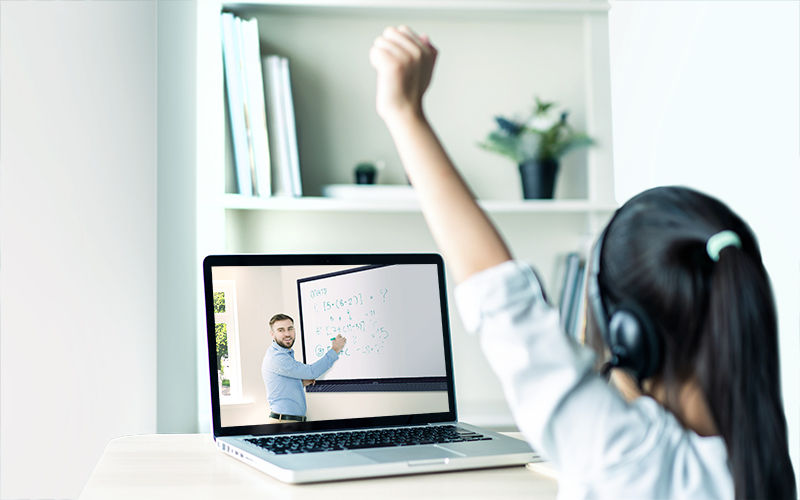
<box><xmin>220</xmin><ymin>13</ymin><xmax>253</xmax><ymax>196</ymax></box>
<box><xmin>280</xmin><ymin>57</ymin><xmax>302</xmax><ymax>197</ymax></box>
<box><xmin>567</xmin><ymin>262</ymin><xmax>587</xmax><ymax>340</ymax></box>
<box><xmin>555</xmin><ymin>250</ymin><xmax>591</xmax><ymax>342</ymax></box>
<box><xmin>234</xmin><ymin>16</ymin><xmax>260</xmax><ymax>196</ymax></box>
<box><xmin>240</xmin><ymin>17</ymin><xmax>271</xmax><ymax>197</ymax></box>
<box><xmin>558</xmin><ymin>252</ymin><xmax>580</xmax><ymax>332</ymax></box>
<box><xmin>263</xmin><ymin>55</ymin><xmax>293</xmax><ymax>196</ymax></box>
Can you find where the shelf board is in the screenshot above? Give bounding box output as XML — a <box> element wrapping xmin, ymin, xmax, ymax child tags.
<box><xmin>223</xmin><ymin>0</ymin><xmax>609</xmax><ymax>14</ymax></box>
<box><xmin>221</xmin><ymin>194</ymin><xmax>617</xmax><ymax>214</ymax></box>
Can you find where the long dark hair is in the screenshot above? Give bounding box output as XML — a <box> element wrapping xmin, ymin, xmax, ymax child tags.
<box><xmin>598</xmin><ymin>186</ymin><xmax>795</xmax><ymax>499</ymax></box>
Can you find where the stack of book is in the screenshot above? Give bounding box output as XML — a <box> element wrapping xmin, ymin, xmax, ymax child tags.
<box><xmin>557</xmin><ymin>252</ymin><xmax>588</xmax><ymax>343</ymax></box>
<box><xmin>220</xmin><ymin>12</ymin><xmax>302</xmax><ymax>197</ymax></box>
<box><xmin>262</xmin><ymin>54</ymin><xmax>301</xmax><ymax>197</ymax></box>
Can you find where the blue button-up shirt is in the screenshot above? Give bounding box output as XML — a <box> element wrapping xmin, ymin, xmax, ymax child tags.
<box><xmin>261</xmin><ymin>340</ymin><xmax>339</xmax><ymax>416</ymax></box>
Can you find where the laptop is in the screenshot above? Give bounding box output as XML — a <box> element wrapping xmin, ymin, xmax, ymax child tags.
<box><xmin>203</xmin><ymin>253</ymin><xmax>539</xmax><ymax>483</ymax></box>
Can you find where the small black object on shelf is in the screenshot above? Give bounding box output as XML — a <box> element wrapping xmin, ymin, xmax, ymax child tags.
<box><xmin>354</xmin><ymin>162</ymin><xmax>377</xmax><ymax>185</ymax></box>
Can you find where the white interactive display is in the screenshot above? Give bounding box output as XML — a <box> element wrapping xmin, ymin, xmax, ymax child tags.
<box><xmin>298</xmin><ymin>264</ymin><xmax>447</xmax><ymax>380</ymax></box>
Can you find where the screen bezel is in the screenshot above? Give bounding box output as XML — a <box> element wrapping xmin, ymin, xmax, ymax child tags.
<box><xmin>203</xmin><ymin>253</ymin><xmax>457</xmax><ymax>437</ymax></box>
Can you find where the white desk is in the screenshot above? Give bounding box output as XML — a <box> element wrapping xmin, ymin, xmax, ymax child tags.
<box><xmin>79</xmin><ymin>433</ymin><xmax>558</xmax><ymax>499</ymax></box>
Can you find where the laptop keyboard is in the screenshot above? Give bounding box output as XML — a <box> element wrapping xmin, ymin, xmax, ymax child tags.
<box><xmin>245</xmin><ymin>425</ymin><xmax>491</xmax><ymax>454</ymax></box>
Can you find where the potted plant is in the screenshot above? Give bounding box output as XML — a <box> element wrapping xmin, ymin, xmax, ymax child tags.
<box><xmin>354</xmin><ymin>162</ymin><xmax>378</xmax><ymax>185</ymax></box>
<box><xmin>478</xmin><ymin>97</ymin><xmax>594</xmax><ymax>199</ymax></box>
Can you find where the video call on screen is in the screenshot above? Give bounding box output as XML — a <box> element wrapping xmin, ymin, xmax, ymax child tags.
<box><xmin>212</xmin><ymin>264</ymin><xmax>451</xmax><ymax>427</ymax></box>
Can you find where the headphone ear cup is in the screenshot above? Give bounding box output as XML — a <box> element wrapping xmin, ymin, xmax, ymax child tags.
<box><xmin>608</xmin><ymin>308</ymin><xmax>660</xmax><ymax>381</ymax></box>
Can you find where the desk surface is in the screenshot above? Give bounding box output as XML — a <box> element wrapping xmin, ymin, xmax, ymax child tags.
<box><xmin>79</xmin><ymin>433</ymin><xmax>558</xmax><ymax>499</ymax></box>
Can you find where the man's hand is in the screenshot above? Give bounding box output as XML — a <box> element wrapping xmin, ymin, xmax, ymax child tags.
<box><xmin>302</xmin><ymin>379</ymin><xmax>315</xmax><ymax>387</ymax></box>
<box><xmin>331</xmin><ymin>334</ymin><xmax>347</xmax><ymax>353</ymax></box>
<box><xmin>369</xmin><ymin>25</ymin><xmax>437</xmax><ymax>124</ymax></box>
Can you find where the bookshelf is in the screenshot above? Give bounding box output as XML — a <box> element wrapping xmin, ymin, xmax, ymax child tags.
<box><xmin>221</xmin><ymin>193</ymin><xmax>618</xmax><ymax>213</ymax></box>
<box><xmin>196</xmin><ymin>0</ymin><xmax>616</xmax><ymax>428</ymax></box>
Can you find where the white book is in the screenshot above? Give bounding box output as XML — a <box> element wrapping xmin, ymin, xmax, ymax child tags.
<box><xmin>263</xmin><ymin>55</ymin><xmax>292</xmax><ymax>196</ymax></box>
<box><xmin>234</xmin><ymin>16</ymin><xmax>259</xmax><ymax>196</ymax></box>
<box><xmin>241</xmin><ymin>18</ymin><xmax>271</xmax><ymax>197</ymax></box>
<box><xmin>220</xmin><ymin>13</ymin><xmax>253</xmax><ymax>196</ymax></box>
<box><xmin>280</xmin><ymin>57</ymin><xmax>302</xmax><ymax>197</ymax></box>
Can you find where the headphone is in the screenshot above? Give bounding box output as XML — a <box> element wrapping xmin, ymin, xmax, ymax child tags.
<box><xmin>586</xmin><ymin>225</ymin><xmax>662</xmax><ymax>382</ymax></box>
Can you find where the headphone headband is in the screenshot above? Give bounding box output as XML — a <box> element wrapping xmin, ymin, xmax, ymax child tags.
<box><xmin>587</xmin><ymin>223</ymin><xmax>661</xmax><ymax>382</ymax></box>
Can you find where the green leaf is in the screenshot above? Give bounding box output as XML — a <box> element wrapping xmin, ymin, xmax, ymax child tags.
<box><xmin>213</xmin><ymin>291</ymin><xmax>225</xmax><ymax>313</ymax></box>
<box><xmin>480</xmin><ymin>97</ymin><xmax>595</xmax><ymax>164</ymax></box>
<box><xmin>478</xmin><ymin>130</ymin><xmax>525</xmax><ymax>162</ymax></box>
<box><xmin>534</xmin><ymin>96</ymin><xmax>555</xmax><ymax>115</ymax></box>
<box><xmin>215</xmin><ymin>323</ymin><xmax>228</xmax><ymax>368</ymax></box>
<box><xmin>554</xmin><ymin>134</ymin><xmax>595</xmax><ymax>158</ymax></box>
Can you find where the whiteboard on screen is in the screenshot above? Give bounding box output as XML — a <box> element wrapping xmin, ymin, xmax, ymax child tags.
<box><xmin>298</xmin><ymin>264</ymin><xmax>447</xmax><ymax>380</ymax></box>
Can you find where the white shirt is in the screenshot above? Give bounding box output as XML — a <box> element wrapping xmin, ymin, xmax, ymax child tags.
<box><xmin>455</xmin><ymin>260</ymin><xmax>733</xmax><ymax>500</ymax></box>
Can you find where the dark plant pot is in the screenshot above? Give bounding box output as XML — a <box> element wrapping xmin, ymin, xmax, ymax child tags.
<box><xmin>518</xmin><ymin>158</ymin><xmax>559</xmax><ymax>199</ymax></box>
<box><xmin>355</xmin><ymin>170</ymin><xmax>376</xmax><ymax>185</ymax></box>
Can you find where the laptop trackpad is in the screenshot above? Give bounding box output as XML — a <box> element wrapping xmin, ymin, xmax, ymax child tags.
<box><xmin>355</xmin><ymin>446</ymin><xmax>462</xmax><ymax>464</ymax></box>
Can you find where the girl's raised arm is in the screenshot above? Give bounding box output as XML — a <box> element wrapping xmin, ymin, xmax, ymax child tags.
<box><xmin>369</xmin><ymin>26</ymin><xmax>512</xmax><ymax>283</ymax></box>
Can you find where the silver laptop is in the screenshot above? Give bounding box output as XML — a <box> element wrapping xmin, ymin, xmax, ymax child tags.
<box><xmin>203</xmin><ymin>253</ymin><xmax>539</xmax><ymax>483</ymax></box>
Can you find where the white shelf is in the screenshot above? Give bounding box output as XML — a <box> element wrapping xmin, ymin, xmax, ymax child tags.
<box><xmin>224</xmin><ymin>0</ymin><xmax>609</xmax><ymax>14</ymax></box>
<box><xmin>221</xmin><ymin>193</ymin><xmax>617</xmax><ymax>213</ymax></box>
<box><xmin>195</xmin><ymin>0</ymin><xmax>616</xmax><ymax>422</ymax></box>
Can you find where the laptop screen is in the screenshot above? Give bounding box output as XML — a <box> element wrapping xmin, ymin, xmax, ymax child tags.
<box><xmin>203</xmin><ymin>254</ymin><xmax>456</xmax><ymax>436</ymax></box>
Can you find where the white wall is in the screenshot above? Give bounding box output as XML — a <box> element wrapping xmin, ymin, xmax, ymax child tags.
<box><xmin>157</xmin><ymin>0</ymin><xmax>199</xmax><ymax>434</ymax></box>
<box><xmin>245</xmin><ymin>11</ymin><xmax>590</xmax><ymax>199</ymax></box>
<box><xmin>214</xmin><ymin>266</ymin><xmax>283</xmax><ymax>427</ymax></box>
<box><xmin>0</xmin><ymin>2</ymin><xmax>157</xmax><ymax>498</ymax></box>
<box><xmin>609</xmin><ymin>0</ymin><xmax>800</xmax><ymax>488</ymax></box>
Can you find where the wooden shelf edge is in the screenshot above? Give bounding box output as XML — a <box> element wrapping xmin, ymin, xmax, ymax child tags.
<box><xmin>221</xmin><ymin>194</ymin><xmax>618</xmax><ymax>213</ymax></box>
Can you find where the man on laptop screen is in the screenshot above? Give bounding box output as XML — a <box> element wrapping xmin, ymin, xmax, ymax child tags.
<box><xmin>262</xmin><ymin>313</ymin><xmax>346</xmax><ymax>423</ymax></box>
<box><xmin>212</xmin><ymin>263</ymin><xmax>451</xmax><ymax>426</ymax></box>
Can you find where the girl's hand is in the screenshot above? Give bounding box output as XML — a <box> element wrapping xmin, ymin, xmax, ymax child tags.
<box><xmin>369</xmin><ymin>26</ymin><xmax>437</xmax><ymax>123</ymax></box>
<box><xmin>368</xmin><ymin>27</ymin><xmax>511</xmax><ymax>282</ymax></box>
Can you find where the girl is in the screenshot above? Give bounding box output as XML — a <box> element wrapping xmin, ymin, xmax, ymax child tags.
<box><xmin>369</xmin><ymin>26</ymin><xmax>795</xmax><ymax>499</ymax></box>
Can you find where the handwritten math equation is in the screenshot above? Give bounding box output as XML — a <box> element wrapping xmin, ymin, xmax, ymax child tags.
<box><xmin>306</xmin><ymin>286</ymin><xmax>391</xmax><ymax>359</ymax></box>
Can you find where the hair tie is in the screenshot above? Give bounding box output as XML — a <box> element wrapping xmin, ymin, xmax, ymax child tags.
<box><xmin>706</xmin><ymin>230</ymin><xmax>741</xmax><ymax>262</ymax></box>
